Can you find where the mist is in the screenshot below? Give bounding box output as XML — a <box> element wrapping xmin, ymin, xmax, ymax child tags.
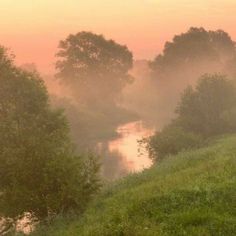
<box><xmin>16</xmin><ymin>27</ymin><xmax>236</xmax><ymax>184</ymax></box>
<box><xmin>22</xmin><ymin>27</ymin><xmax>235</xmax><ymax>181</ymax></box>
<box><xmin>123</xmin><ymin>28</ymin><xmax>236</xmax><ymax>128</ymax></box>
<box><xmin>2</xmin><ymin>1</ymin><xmax>236</xmax><ymax>234</ymax></box>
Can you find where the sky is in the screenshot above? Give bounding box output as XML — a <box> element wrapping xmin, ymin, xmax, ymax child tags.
<box><xmin>1</xmin><ymin>0</ymin><xmax>236</xmax><ymax>73</ymax></box>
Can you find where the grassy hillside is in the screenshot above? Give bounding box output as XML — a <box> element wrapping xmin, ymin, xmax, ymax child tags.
<box><xmin>33</xmin><ymin>135</ymin><xmax>236</xmax><ymax>236</ymax></box>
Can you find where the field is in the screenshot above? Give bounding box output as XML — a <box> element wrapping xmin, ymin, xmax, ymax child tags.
<box><xmin>33</xmin><ymin>135</ymin><xmax>236</xmax><ymax>236</ymax></box>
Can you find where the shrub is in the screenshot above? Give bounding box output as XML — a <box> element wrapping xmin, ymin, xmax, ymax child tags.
<box><xmin>147</xmin><ymin>125</ymin><xmax>202</xmax><ymax>161</ymax></box>
<box><xmin>148</xmin><ymin>74</ymin><xmax>236</xmax><ymax>161</ymax></box>
<box><xmin>176</xmin><ymin>74</ymin><xmax>236</xmax><ymax>137</ymax></box>
<box><xmin>0</xmin><ymin>47</ymin><xmax>100</xmax><ymax>233</ymax></box>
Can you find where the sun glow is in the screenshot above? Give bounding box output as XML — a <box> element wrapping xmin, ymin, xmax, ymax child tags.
<box><xmin>1</xmin><ymin>0</ymin><xmax>236</xmax><ymax>73</ymax></box>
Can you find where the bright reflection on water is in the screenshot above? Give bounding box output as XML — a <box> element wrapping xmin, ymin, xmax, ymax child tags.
<box><xmin>109</xmin><ymin>121</ymin><xmax>154</xmax><ymax>172</ymax></box>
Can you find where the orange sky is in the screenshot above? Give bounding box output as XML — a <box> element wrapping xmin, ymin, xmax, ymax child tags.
<box><xmin>1</xmin><ymin>0</ymin><xmax>236</xmax><ymax>73</ymax></box>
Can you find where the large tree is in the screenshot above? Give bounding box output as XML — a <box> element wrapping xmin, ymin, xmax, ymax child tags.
<box><xmin>150</xmin><ymin>27</ymin><xmax>236</xmax><ymax>78</ymax></box>
<box><xmin>55</xmin><ymin>31</ymin><xmax>133</xmax><ymax>106</ymax></box>
<box><xmin>146</xmin><ymin>27</ymin><xmax>236</xmax><ymax>125</ymax></box>
<box><xmin>0</xmin><ymin>47</ymin><xmax>100</xmax><ymax>232</ymax></box>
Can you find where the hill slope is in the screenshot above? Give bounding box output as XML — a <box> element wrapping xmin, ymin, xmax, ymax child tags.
<box><xmin>34</xmin><ymin>135</ymin><xmax>236</xmax><ymax>236</ymax></box>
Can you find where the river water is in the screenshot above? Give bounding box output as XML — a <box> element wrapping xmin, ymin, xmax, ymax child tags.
<box><xmin>108</xmin><ymin>121</ymin><xmax>154</xmax><ymax>172</ymax></box>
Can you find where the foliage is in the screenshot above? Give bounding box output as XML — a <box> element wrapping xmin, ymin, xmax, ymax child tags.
<box><xmin>50</xmin><ymin>95</ymin><xmax>137</xmax><ymax>151</ymax></box>
<box><xmin>32</xmin><ymin>135</ymin><xmax>236</xmax><ymax>236</ymax></box>
<box><xmin>145</xmin><ymin>27</ymin><xmax>236</xmax><ymax>125</ymax></box>
<box><xmin>53</xmin><ymin>32</ymin><xmax>136</xmax><ymax>164</ymax></box>
<box><xmin>0</xmin><ymin>47</ymin><xmax>100</xmax><ymax>228</ymax></box>
<box><xmin>147</xmin><ymin>74</ymin><xmax>236</xmax><ymax>160</ymax></box>
<box><xmin>147</xmin><ymin>125</ymin><xmax>202</xmax><ymax>160</ymax></box>
<box><xmin>150</xmin><ymin>27</ymin><xmax>236</xmax><ymax>77</ymax></box>
<box><xmin>176</xmin><ymin>74</ymin><xmax>236</xmax><ymax>136</ymax></box>
<box><xmin>56</xmin><ymin>31</ymin><xmax>133</xmax><ymax>105</ymax></box>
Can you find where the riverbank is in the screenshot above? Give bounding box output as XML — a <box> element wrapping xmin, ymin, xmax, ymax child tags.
<box><xmin>33</xmin><ymin>135</ymin><xmax>236</xmax><ymax>236</ymax></box>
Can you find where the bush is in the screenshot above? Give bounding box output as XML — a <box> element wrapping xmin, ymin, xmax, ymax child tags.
<box><xmin>0</xmin><ymin>47</ymin><xmax>100</xmax><ymax>233</ymax></box>
<box><xmin>147</xmin><ymin>125</ymin><xmax>202</xmax><ymax>161</ymax></box>
<box><xmin>176</xmin><ymin>74</ymin><xmax>236</xmax><ymax>137</ymax></box>
<box><xmin>148</xmin><ymin>74</ymin><xmax>236</xmax><ymax>161</ymax></box>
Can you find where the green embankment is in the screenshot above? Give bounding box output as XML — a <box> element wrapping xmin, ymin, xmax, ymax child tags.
<box><xmin>34</xmin><ymin>135</ymin><xmax>236</xmax><ymax>236</ymax></box>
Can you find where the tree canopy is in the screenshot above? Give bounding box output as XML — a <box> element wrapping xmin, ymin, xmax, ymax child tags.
<box><xmin>147</xmin><ymin>74</ymin><xmax>236</xmax><ymax>161</ymax></box>
<box><xmin>150</xmin><ymin>27</ymin><xmax>236</xmax><ymax>78</ymax></box>
<box><xmin>176</xmin><ymin>74</ymin><xmax>236</xmax><ymax>136</ymax></box>
<box><xmin>143</xmin><ymin>27</ymin><xmax>236</xmax><ymax>125</ymax></box>
<box><xmin>56</xmin><ymin>32</ymin><xmax>133</xmax><ymax>105</ymax></box>
<box><xmin>0</xmin><ymin>47</ymin><xmax>100</xmax><ymax>228</ymax></box>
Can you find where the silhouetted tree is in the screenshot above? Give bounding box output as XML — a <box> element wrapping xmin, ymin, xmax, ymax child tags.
<box><xmin>56</xmin><ymin>32</ymin><xmax>133</xmax><ymax>106</ymax></box>
<box><xmin>145</xmin><ymin>27</ymin><xmax>236</xmax><ymax>125</ymax></box>
<box><xmin>150</xmin><ymin>27</ymin><xmax>236</xmax><ymax>78</ymax></box>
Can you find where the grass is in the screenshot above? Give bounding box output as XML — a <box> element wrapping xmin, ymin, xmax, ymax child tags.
<box><xmin>33</xmin><ymin>135</ymin><xmax>236</xmax><ymax>236</ymax></box>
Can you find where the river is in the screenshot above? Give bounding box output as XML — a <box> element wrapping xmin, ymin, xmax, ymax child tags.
<box><xmin>108</xmin><ymin>120</ymin><xmax>154</xmax><ymax>172</ymax></box>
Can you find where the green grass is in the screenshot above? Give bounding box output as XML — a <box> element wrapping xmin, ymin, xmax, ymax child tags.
<box><xmin>33</xmin><ymin>135</ymin><xmax>236</xmax><ymax>236</ymax></box>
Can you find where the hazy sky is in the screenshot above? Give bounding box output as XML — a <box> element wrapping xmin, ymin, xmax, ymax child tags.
<box><xmin>1</xmin><ymin>0</ymin><xmax>236</xmax><ymax>73</ymax></box>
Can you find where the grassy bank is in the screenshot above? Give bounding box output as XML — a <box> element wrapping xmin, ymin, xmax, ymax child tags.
<box><xmin>33</xmin><ymin>135</ymin><xmax>236</xmax><ymax>236</ymax></box>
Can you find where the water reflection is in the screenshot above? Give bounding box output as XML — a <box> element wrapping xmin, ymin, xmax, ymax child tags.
<box><xmin>109</xmin><ymin>121</ymin><xmax>154</xmax><ymax>172</ymax></box>
<box><xmin>98</xmin><ymin>143</ymin><xmax>130</xmax><ymax>181</ymax></box>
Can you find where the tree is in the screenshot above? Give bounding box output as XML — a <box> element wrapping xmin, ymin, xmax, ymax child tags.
<box><xmin>150</xmin><ymin>27</ymin><xmax>236</xmax><ymax>78</ymax></box>
<box><xmin>55</xmin><ymin>31</ymin><xmax>133</xmax><ymax>106</ymax></box>
<box><xmin>147</xmin><ymin>27</ymin><xmax>236</xmax><ymax>125</ymax></box>
<box><xmin>147</xmin><ymin>74</ymin><xmax>236</xmax><ymax>161</ymax></box>
<box><xmin>176</xmin><ymin>74</ymin><xmax>236</xmax><ymax>136</ymax></box>
<box><xmin>0</xmin><ymin>47</ymin><xmax>100</xmax><ymax>231</ymax></box>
